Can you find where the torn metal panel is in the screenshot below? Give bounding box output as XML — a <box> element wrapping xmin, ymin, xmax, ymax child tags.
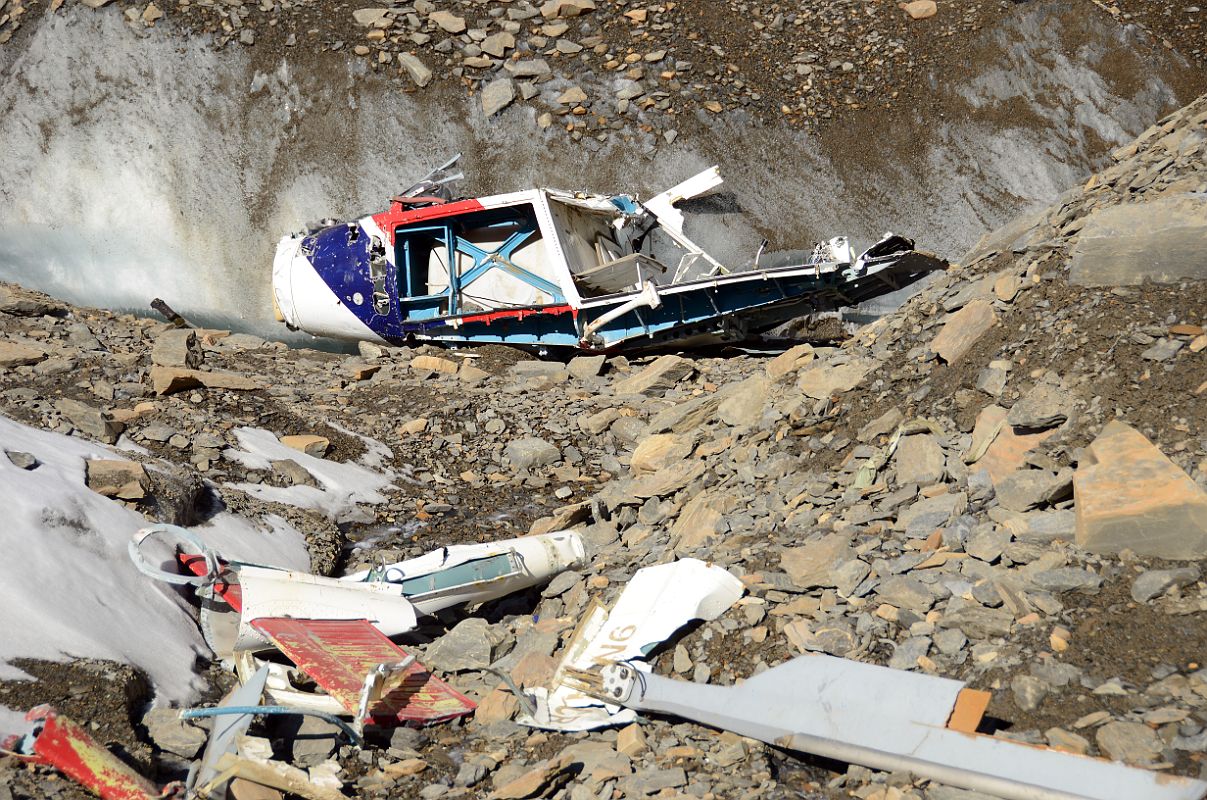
<box><xmin>251</xmin><ymin>617</ymin><xmax>476</xmax><ymax>726</ymax></box>
<box><xmin>570</xmin><ymin>655</ymin><xmax>1207</xmax><ymax>800</ymax></box>
<box><xmin>517</xmin><ymin>558</ymin><xmax>743</xmax><ymax>732</ymax></box>
<box><xmin>8</xmin><ymin>706</ymin><xmax>174</xmax><ymax>800</ymax></box>
<box><xmin>272</xmin><ymin>159</ymin><xmax>946</xmax><ymax>353</ymax></box>
<box><xmin>194</xmin><ymin>664</ymin><xmax>270</xmax><ymax>796</ymax></box>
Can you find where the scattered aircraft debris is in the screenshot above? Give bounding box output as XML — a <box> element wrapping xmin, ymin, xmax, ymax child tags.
<box><xmin>272</xmin><ymin>156</ymin><xmax>946</xmax><ymax>353</ymax></box>
<box><xmin>566</xmin><ymin>654</ymin><xmax>1207</xmax><ymax>800</ymax></box>
<box><xmin>517</xmin><ymin>557</ymin><xmax>744</xmax><ymax>731</ymax></box>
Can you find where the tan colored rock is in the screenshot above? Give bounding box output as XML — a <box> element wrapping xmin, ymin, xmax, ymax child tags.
<box><xmin>765</xmin><ymin>343</ymin><xmax>815</xmax><ymax>380</ymax></box>
<box><xmin>993</xmin><ymin>272</ymin><xmax>1024</xmax><ymax>302</ymax></box>
<box><xmin>281</xmin><ymin>435</ymin><xmax>330</xmax><ymax>458</ymax></box>
<box><xmin>671</xmin><ymin>491</ymin><xmax>733</xmax><ymax>551</ymax></box>
<box><xmin>1074</xmin><ymin>420</ymin><xmax>1207</xmax><ymax>559</ymax></box>
<box><xmin>931</xmin><ymin>299</ymin><xmax>997</xmax><ymax>364</ymax></box>
<box><xmin>540</xmin><ymin>0</ymin><xmax>595</xmax><ymax>19</ymax></box>
<box><xmin>613</xmin><ymin>355</ymin><xmax>694</xmax><ymax>395</ymax></box>
<box><xmin>0</xmin><ymin>340</ymin><xmax>47</xmax><ymax>368</ymax></box>
<box><xmin>510</xmin><ymin>651</ymin><xmax>558</xmax><ymax>688</ymax></box>
<box><xmin>428</xmin><ymin>9</ymin><xmax>465</xmax><ymax>32</ymax></box>
<box><xmin>141</xmin><ymin>2</ymin><xmax>162</xmax><ymax>24</ymax></box>
<box><xmin>152</xmin><ymin>329</ymin><xmax>203</xmax><ymax>369</ymax></box>
<box><xmin>410</xmin><ymin>354</ymin><xmax>459</xmax><ymax>375</ymax></box>
<box><xmin>780</xmin><ymin>533</ymin><xmax>855</xmax><ymax>589</ymax></box>
<box><xmin>397</xmin><ymin>418</ymin><xmax>429</xmax><ymax>435</ymax></box>
<box><xmin>631</xmin><ymin>461</ymin><xmax>706</xmax><ymax>499</ymax></box>
<box><xmin>796</xmin><ymin>359</ymin><xmax>874</xmax><ymax>399</ymax></box>
<box><xmin>630</xmin><ymin>433</ymin><xmax>693</xmax><ymax>474</ymax></box>
<box><xmin>382</xmin><ymin>758</ymin><xmax>427</xmax><ymax>777</ymax></box>
<box><xmin>86</xmin><ymin>459</ymin><xmax>149</xmax><ymax>500</ymax></box>
<box><xmin>902</xmin><ymin>0</ymin><xmax>937</xmax><ymax>19</ymax></box>
<box><xmin>616</xmin><ymin>724</ymin><xmax>647</xmax><ymax>756</ymax></box>
<box><xmin>490</xmin><ymin>755</ymin><xmax>570</xmax><ymax>799</ymax></box>
<box><xmin>352</xmin><ymin>7</ymin><xmax>389</xmax><ymax>26</ymax></box>
<box><xmin>150</xmin><ymin>366</ymin><xmax>261</xmax><ymax>395</ymax></box>
<box><xmin>965</xmin><ymin>404</ymin><xmax>1055</xmax><ymax>485</ymax></box>
<box><xmin>474</xmin><ymin>686</ymin><xmax>519</xmax><ymax>725</ymax></box>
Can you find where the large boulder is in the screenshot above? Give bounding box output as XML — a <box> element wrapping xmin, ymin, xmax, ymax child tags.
<box><xmin>1074</xmin><ymin>421</ymin><xmax>1207</xmax><ymax>559</ymax></box>
<box><xmin>1069</xmin><ymin>196</ymin><xmax>1207</xmax><ymax>286</ymax></box>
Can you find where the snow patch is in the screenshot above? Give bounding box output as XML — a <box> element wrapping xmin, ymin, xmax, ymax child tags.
<box><xmin>0</xmin><ymin>416</ymin><xmax>309</xmax><ymax>703</ymax></box>
<box><xmin>223</xmin><ymin>426</ymin><xmax>393</xmax><ymax>518</ymax></box>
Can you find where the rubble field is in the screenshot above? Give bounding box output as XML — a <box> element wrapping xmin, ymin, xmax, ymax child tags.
<box><xmin>0</xmin><ymin>87</ymin><xmax>1206</xmax><ymax>800</ymax></box>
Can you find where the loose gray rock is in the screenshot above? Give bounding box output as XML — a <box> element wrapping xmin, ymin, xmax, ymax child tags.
<box><xmin>425</xmin><ymin>618</ymin><xmax>498</xmax><ymax>671</ymax></box>
<box><xmin>504</xmin><ymin>436</ymin><xmax>560</xmax><ymax>470</ymax></box>
<box><xmin>1006</xmin><ymin>383</ymin><xmax>1070</xmax><ymax>429</ymax></box>
<box><xmin>481</xmin><ymin>78</ymin><xmax>516</xmax><ymax>116</ymax></box>
<box><xmin>1131</xmin><ymin>566</ymin><xmax>1201</xmax><ymax>602</ymax></box>
<box><xmin>1011</xmin><ymin>674</ymin><xmax>1049</xmax><ymax>712</ymax></box>
<box><xmin>143</xmin><ymin>707</ymin><xmax>207</xmax><ymax>759</ymax></box>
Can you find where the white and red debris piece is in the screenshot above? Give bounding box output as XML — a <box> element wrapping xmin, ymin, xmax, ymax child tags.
<box><xmin>517</xmin><ymin>557</ymin><xmax>744</xmax><ymax>732</ymax></box>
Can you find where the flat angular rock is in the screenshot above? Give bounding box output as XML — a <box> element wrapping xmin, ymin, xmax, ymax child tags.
<box><xmin>1095</xmin><ymin>721</ymin><xmax>1163</xmax><ymax>766</ymax></box>
<box><xmin>630</xmin><ymin>460</ymin><xmax>706</xmax><ymax>498</ymax></box>
<box><xmin>797</xmin><ymin>359</ymin><xmax>873</xmax><ymax>399</ymax></box>
<box><xmin>1006</xmin><ymin>383</ymin><xmax>1070</xmax><ymax>429</ymax></box>
<box><xmin>939</xmin><ymin>604</ymin><xmax>1014</xmax><ymax>638</ymax></box>
<box><xmin>481</xmin><ymin>78</ymin><xmax>516</xmax><ymax>116</ymax></box>
<box><xmin>1070</xmin><ymin>196</ymin><xmax>1207</xmax><ymax>286</ymax></box>
<box><xmin>143</xmin><ymin>707</ymin><xmax>206</xmax><ymax>758</ymax></box>
<box><xmin>567</xmin><ymin>355</ymin><xmax>605</xmax><ymax>380</ymax></box>
<box><xmin>57</xmin><ymin>398</ymin><xmax>124</xmax><ymax>443</ymax></box>
<box><xmin>86</xmin><ymin>459</ymin><xmax>149</xmax><ymax>499</ymax></box>
<box><xmin>540</xmin><ymin>0</ymin><xmax>595</xmax><ymax>18</ymax></box>
<box><xmin>892</xmin><ymin>433</ymin><xmax>946</xmax><ymax>485</ymax></box>
<box><xmin>630</xmin><ymin>433</ymin><xmax>693</xmax><ymax>474</ymax></box>
<box><xmin>0</xmin><ymin>340</ymin><xmax>47</xmax><ymax>368</ymax></box>
<box><xmin>671</xmin><ymin>491</ymin><xmax>731</xmax><ymax>551</ymax></box>
<box><xmin>613</xmin><ymin>355</ymin><xmax>694</xmax><ymax>396</ymax></box>
<box><xmin>425</xmin><ymin>618</ymin><xmax>498</xmax><ymax>672</ymax></box>
<box><xmin>281</xmin><ymin>434</ymin><xmax>330</xmax><ymax>458</ymax></box>
<box><xmin>780</xmin><ymin>533</ymin><xmax>854</xmax><ymax>590</ymax></box>
<box><xmin>352</xmin><ymin>7</ymin><xmax>389</xmax><ymax>26</ymax></box>
<box><xmin>765</xmin><ymin>343</ymin><xmax>814</xmax><ymax>380</ymax></box>
<box><xmin>150</xmin><ymin>366</ymin><xmax>261</xmax><ymax>395</ymax></box>
<box><xmin>717</xmin><ymin>375</ymin><xmax>770</xmax><ymax>427</ymax></box>
<box><xmin>931</xmin><ymin>299</ymin><xmax>997</xmax><ymax>365</ymax></box>
<box><xmin>505</xmin><ymin>437</ymin><xmax>560</xmax><ymax>470</ymax></box>
<box><xmin>896</xmin><ymin>491</ymin><xmax>967</xmax><ymax>533</ymax></box>
<box><xmin>0</xmin><ymin>284</ymin><xmax>65</xmax><ymax>316</ymax></box>
<box><xmin>429</xmin><ymin>9</ymin><xmax>466</xmax><ymax>32</ymax></box>
<box><xmin>1074</xmin><ymin>420</ymin><xmax>1207</xmax><ymax>559</ymax></box>
<box><xmin>410</xmin><ymin>354</ymin><xmax>459</xmax><ymax>375</ymax></box>
<box><xmin>876</xmin><ymin>576</ymin><xmax>934</xmax><ymax>612</ymax></box>
<box><xmin>858</xmin><ymin>407</ymin><xmax>903</xmax><ymax>442</ymax></box>
<box><xmin>398</xmin><ymin>53</ymin><xmax>433</xmax><ymax>88</ymax></box>
<box><xmin>995</xmin><ymin>469</ymin><xmax>1062</xmax><ymax>512</ymax></box>
<box><xmin>1131</xmin><ymin>566</ymin><xmax>1201</xmax><ymax>602</ymax></box>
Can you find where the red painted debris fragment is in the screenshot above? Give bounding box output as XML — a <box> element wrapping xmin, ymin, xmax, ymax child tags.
<box><xmin>22</xmin><ymin>705</ymin><xmax>177</xmax><ymax>800</ymax></box>
<box><xmin>177</xmin><ymin>553</ymin><xmax>243</xmax><ymax>611</ymax></box>
<box><xmin>251</xmin><ymin>618</ymin><xmax>476</xmax><ymax>726</ymax></box>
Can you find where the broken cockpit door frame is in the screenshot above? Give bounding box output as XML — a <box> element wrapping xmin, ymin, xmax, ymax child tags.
<box><xmin>395</xmin><ymin>203</ymin><xmax>564</xmax><ymax>319</ymax></box>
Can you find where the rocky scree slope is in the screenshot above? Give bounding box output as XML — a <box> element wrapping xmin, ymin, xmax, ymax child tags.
<box><xmin>1</xmin><ymin>94</ymin><xmax>1206</xmax><ymax>800</ymax></box>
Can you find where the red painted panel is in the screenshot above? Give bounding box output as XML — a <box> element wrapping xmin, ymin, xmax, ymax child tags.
<box><xmin>251</xmin><ymin>618</ymin><xmax>476</xmax><ymax>726</ymax></box>
<box><xmin>25</xmin><ymin>706</ymin><xmax>167</xmax><ymax>800</ymax></box>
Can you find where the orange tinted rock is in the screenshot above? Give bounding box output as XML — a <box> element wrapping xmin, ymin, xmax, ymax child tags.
<box><xmin>151</xmin><ymin>366</ymin><xmax>261</xmax><ymax>395</ymax></box>
<box><xmin>931</xmin><ymin>299</ymin><xmax>997</xmax><ymax>365</ymax></box>
<box><xmin>1074</xmin><ymin>420</ymin><xmax>1207</xmax><ymax>559</ymax></box>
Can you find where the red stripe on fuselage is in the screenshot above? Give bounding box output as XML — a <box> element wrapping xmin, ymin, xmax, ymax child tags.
<box><xmin>456</xmin><ymin>304</ymin><xmax>575</xmax><ymax>327</ymax></box>
<box><xmin>370</xmin><ymin>198</ymin><xmax>487</xmax><ymax>246</ymax></box>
